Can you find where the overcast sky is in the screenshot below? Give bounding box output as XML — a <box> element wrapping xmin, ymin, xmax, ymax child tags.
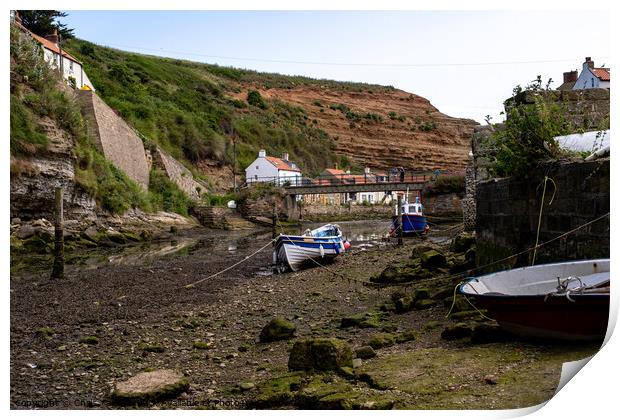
<box><xmin>62</xmin><ymin>10</ymin><xmax>610</xmax><ymax>123</ymax></box>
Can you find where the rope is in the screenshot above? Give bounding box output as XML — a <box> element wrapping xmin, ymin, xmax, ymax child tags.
<box><xmin>358</xmin><ymin>211</ymin><xmax>610</xmax><ymax>289</ymax></box>
<box><xmin>183</xmin><ymin>238</ymin><xmax>276</xmax><ymax>288</ymax></box>
<box><xmin>445</xmin><ymin>281</ymin><xmax>495</xmax><ymax>321</ymax></box>
<box><xmin>532</xmin><ymin>176</ymin><xmax>557</xmax><ymax>265</ymax></box>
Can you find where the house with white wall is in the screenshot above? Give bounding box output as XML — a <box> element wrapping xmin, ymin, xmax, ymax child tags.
<box><xmin>13</xmin><ymin>12</ymin><xmax>95</xmax><ymax>91</ymax></box>
<box><xmin>245</xmin><ymin>150</ymin><xmax>302</xmax><ymax>186</ymax></box>
<box><xmin>572</xmin><ymin>57</ymin><xmax>610</xmax><ymax>90</ymax></box>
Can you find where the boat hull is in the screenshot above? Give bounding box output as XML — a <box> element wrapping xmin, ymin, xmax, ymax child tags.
<box><xmin>275</xmin><ymin>235</ymin><xmax>344</xmax><ymax>271</ymax></box>
<box><xmin>459</xmin><ymin>259</ymin><xmax>610</xmax><ymax>341</ymax></box>
<box><xmin>392</xmin><ymin>214</ymin><xmax>428</xmax><ymax>235</ymax></box>
<box><xmin>462</xmin><ymin>293</ymin><xmax>609</xmax><ymax>341</ymax></box>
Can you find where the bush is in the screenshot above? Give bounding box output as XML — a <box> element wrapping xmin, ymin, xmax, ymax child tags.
<box><xmin>148</xmin><ymin>169</ymin><xmax>192</xmax><ymax>216</ymax></box>
<box><xmin>491</xmin><ymin>76</ymin><xmax>573</xmax><ymax>177</ymax></box>
<box><xmin>247</xmin><ymin>90</ymin><xmax>267</xmax><ymax>109</ymax></box>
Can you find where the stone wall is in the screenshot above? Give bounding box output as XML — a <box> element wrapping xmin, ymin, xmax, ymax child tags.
<box><xmin>152</xmin><ymin>147</ymin><xmax>203</xmax><ymax>199</ymax></box>
<box><xmin>424</xmin><ymin>192</ymin><xmax>463</xmax><ymax>218</ymax></box>
<box><xmin>476</xmin><ymin>159</ymin><xmax>609</xmax><ymax>271</ymax></box>
<box><xmin>77</xmin><ymin>90</ymin><xmax>149</xmax><ymax>189</ymax></box>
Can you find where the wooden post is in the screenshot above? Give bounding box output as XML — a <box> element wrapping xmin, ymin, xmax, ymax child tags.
<box><xmin>51</xmin><ymin>187</ymin><xmax>65</xmax><ymax>279</ymax></box>
<box><xmin>272</xmin><ymin>202</ymin><xmax>277</xmax><ymax>239</ymax></box>
<box><xmin>397</xmin><ymin>195</ymin><xmax>403</xmax><ymax>246</ymax></box>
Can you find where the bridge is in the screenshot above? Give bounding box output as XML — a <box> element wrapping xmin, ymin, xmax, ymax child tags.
<box><xmin>245</xmin><ymin>172</ymin><xmax>435</xmax><ymax>195</ymax></box>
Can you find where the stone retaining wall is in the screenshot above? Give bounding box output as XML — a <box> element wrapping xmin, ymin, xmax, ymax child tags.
<box><xmin>475</xmin><ymin>159</ymin><xmax>609</xmax><ymax>271</ymax></box>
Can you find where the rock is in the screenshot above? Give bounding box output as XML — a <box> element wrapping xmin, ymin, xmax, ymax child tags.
<box><xmin>83</xmin><ymin>226</ymin><xmax>100</xmax><ymax>242</ymax></box>
<box><xmin>414</xmin><ymin>299</ymin><xmax>437</xmax><ymax>310</ymax></box>
<box><xmin>414</xmin><ymin>288</ymin><xmax>431</xmax><ymax>300</ymax></box>
<box><xmin>471</xmin><ymin>323</ymin><xmax>511</xmax><ymax>344</ymax></box>
<box><xmin>260</xmin><ymin>318</ymin><xmax>296</xmax><ymax>342</ymax></box>
<box><xmin>338</xmin><ymin>366</ymin><xmax>356</xmax><ymax>379</ymax></box>
<box><xmin>111</xmin><ymin>369</ymin><xmax>189</xmax><ymax>405</ymax></box>
<box><xmin>371</xmin><ymin>261</ymin><xmax>430</xmax><ymax>284</ymax></box>
<box><xmin>288</xmin><ymin>338</ymin><xmax>352</xmax><ymax>371</ymax></box>
<box><xmin>367</xmin><ymin>333</ymin><xmax>395</xmax><ymax>350</ymax></box>
<box><xmin>238</xmin><ymin>344</ymin><xmax>251</xmax><ymax>352</ymax></box>
<box><xmin>355</xmin><ymin>346</ymin><xmax>377</xmax><ymax>360</ymax></box>
<box><xmin>443</xmin><ymin>295</ymin><xmax>470</xmax><ymax>312</ymax></box>
<box><xmin>410</xmin><ymin>243</ymin><xmax>440</xmax><ymax>259</ymax></box>
<box><xmin>440</xmin><ymin>323</ymin><xmax>472</xmax><ymax>340</ymax></box>
<box><xmin>14</xmin><ymin>224</ymin><xmax>35</xmax><ymax>239</ymax></box>
<box><xmin>11</xmin><ymin>217</ymin><xmax>21</xmax><ymax>224</ymax></box>
<box><xmin>451</xmin><ymin>231</ymin><xmax>476</xmax><ymax>253</ymax></box>
<box><xmin>340</xmin><ymin>312</ymin><xmax>383</xmax><ymax>328</ymax></box>
<box><xmin>79</xmin><ymin>336</ymin><xmax>99</xmax><ymax>345</ymax></box>
<box><xmin>420</xmin><ymin>250</ymin><xmax>447</xmax><ymax>270</ymax></box>
<box><xmin>239</xmin><ymin>382</ymin><xmax>256</xmax><ymax>392</ymax></box>
<box><xmin>352</xmin><ymin>358</ymin><xmax>363</xmax><ymax>369</ymax></box>
<box><xmin>395</xmin><ymin>330</ymin><xmax>417</xmax><ymax>343</ymax></box>
<box><xmin>484</xmin><ymin>375</ymin><xmax>498</xmax><ymax>385</ymax></box>
<box><xmin>394</xmin><ymin>297</ymin><xmax>413</xmax><ymax>313</ymax></box>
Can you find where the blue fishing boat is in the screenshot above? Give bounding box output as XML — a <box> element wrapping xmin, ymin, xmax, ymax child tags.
<box><xmin>274</xmin><ymin>224</ymin><xmax>349</xmax><ymax>271</ymax></box>
<box><xmin>391</xmin><ymin>196</ymin><xmax>429</xmax><ymax>236</ymax></box>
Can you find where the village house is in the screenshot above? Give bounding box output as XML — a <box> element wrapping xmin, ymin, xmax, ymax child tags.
<box><xmin>303</xmin><ymin>167</ymin><xmax>395</xmax><ymax>205</ymax></box>
<box><xmin>245</xmin><ymin>150</ymin><xmax>302</xmax><ymax>186</ymax></box>
<box><xmin>558</xmin><ymin>57</ymin><xmax>610</xmax><ymax>91</ymax></box>
<box><xmin>12</xmin><ymin>12</ymin><xmax>95</xmax><ymax>91</ymax></box>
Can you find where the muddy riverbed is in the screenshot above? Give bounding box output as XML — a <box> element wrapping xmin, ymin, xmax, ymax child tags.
<box><xmin>10</xmin><ymin>219</ymin><xmax>600</xmax><ymax>409</ymax></box>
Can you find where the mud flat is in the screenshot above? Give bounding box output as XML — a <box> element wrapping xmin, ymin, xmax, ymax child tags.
<box><xmin>10</xmin><ymin>225</ymin><xmax>600</xmax><ymax>409</ymax></box>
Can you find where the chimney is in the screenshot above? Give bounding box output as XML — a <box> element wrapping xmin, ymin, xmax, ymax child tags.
<box><xmin>584</xmin><ymin>57</ymin><xmax>594</xmax><ymax>69</ymax></box>
<box><xmin>45</xmin><ymin>29</ymin><xmax>59</xmax><ymax>46</ymax></box>
<box><xmin>563</xmin><ymin>70</ymin><xmax>578</xmax><ymax>83</ymax></box>
<box><xmin>282</xmin><ymin>152</ymin><xmax>289</xmax><ymax>161</ymax></box>
<box><xmin>258</xmin><ymin>149</ymin><xmax>266</xmax><ymax>158</ymax></box>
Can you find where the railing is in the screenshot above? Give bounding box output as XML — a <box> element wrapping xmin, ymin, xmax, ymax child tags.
<box><xmin>244</xmin><ymin>170</ymin><xmax>464</xmax><ymax>189</ymax></box>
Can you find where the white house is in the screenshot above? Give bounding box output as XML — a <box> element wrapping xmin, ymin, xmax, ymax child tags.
<box><xmin>245</xmin><ymin>150</ymin><xmax>302</xmax><ymax>186</ymax></box>
<box><xmin>13</xmin><ymin>13</ymin><xmax>95</xmax><ymax>91</ymax></box>
<box><xmin>572</xmin><ymin>57</ymin><xmax>610</xmax><ymax>90</ymax></box>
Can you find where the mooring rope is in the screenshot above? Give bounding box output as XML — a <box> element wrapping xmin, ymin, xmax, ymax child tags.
<box><xmin>183</xmin><ymin>238</ymin><xmax>276</xmax><ymax>288</ymax></box>
<box><xmin>531</xmin><ymin>176</ymin><xmax>557</xmax><ymax>265</ymax></box>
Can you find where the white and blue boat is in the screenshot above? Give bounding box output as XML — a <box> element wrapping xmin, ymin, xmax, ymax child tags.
<box><xmin>274</xmin><ymin>224</ymin><xmax>349</xmax><ymax>272</ymax></box>
<box><xmin>391</xmin><ymin>196</ymin><xmax>429</xmax><ymax>236</ymax></box>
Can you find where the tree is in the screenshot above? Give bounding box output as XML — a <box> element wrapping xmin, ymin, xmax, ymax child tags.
<box><xmin>17</xmin><ymin>10</ymin><xmax>74</xmax><ymax>39</ymax></box>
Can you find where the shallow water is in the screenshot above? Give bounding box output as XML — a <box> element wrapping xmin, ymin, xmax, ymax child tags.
<box><xmin>11</xmin><ymin>219</ymin><xmax>455</xmax><ymax>276</ymax></box>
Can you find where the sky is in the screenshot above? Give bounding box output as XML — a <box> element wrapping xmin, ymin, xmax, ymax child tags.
<box><xmin>60</xmin><ymin>10</ymin><xmax>610</xmax><ymax>123</ymax></box>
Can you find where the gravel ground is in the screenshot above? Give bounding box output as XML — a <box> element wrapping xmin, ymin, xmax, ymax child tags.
<box><xmin>10</xmin><ymin>228</ymin><xmax>600</xmax><ymax>410</ymax></box>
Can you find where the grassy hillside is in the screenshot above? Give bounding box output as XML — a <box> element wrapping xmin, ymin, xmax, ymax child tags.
<box><xmin>10</xmin><ymin>26</ymin><xmax>188</xmax><ymax>215</ymax></box>
<box><xmin>63</xmin><ymin>39</ymin><xmax>364</xmax><ymax>177</ymax></box>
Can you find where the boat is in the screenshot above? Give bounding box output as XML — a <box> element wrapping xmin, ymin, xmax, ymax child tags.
<box><xmin>274</xmin><ymin>224</ymin><xmax>350</xmax><ymax>272</ymax></box>
<box><xmin>458</xmin><ymin>259</ymin><xmax>610</xmax><ymax>341</ymax></box>
<box><xmin>391</xmin><ymin>195</ymin><xmax>429</xmax><ymax>236</ymax></box>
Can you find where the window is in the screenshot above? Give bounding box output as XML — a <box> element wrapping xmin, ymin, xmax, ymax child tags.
<box><xmin>256</xmin><ymin>165</ymin><xmax>259</xmax><ymax>170</ymax></box>
<box><xmin>69</xmin><ymin>61</ymin><xmax>73</xmax><ymax>71</ymax></box>
<box><xmin>591</xmin><ymin>78</ymin><xmax>595</xmax><ymax>87</ymax></box>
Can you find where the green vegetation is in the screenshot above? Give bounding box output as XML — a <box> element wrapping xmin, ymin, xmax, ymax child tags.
<box><xmin>147</xmin><ymin>170</ymin><xmax>192</xmax><ymax>216</ymax></box>
<box><xmin>63</xmin><ymin>38</ymin><xmax>338</xmax><ymax>175</ymax></box>
<box><xmin>423</xmin><ymin>174</ymin><xmax>465</xmax><ymax>195</ymax></box>
<box><xmin>10</xmin><ymin>25</ymin><xmax>150</xmax><ymax>215</ymax></box>
<box><xmin>490</xmin><ymin>76</ymin><xmax>574</xmax><ymax>177</ymax></box>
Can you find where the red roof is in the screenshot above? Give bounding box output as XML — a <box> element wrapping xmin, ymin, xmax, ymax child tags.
<box><xmin>17</xmin><ymin>23</ymin><xmax>80</xmax><ymax>63</ymax></box>
<box><xmin>265</xmin><ymin>156</ymin><xmax>301</xmax><ymax>172</ymax></box>
<box><xmin>592</xmin><ymin>68</ymin><xmax>610</xmax><ymax>81</ymax></box>
<box><xmin>323</xmin><ymin>168</ymin><xmax>347</xmax><ymax>176</ymax></box>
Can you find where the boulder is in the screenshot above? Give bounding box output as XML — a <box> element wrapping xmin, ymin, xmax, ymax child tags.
<box><xmin>414</xmin><ymin>299</ymin><xmax>437</xmax><ymax>310</ymax></box>
<box><xmin>14</xmin><ymin>224</ymin><xmax>35</xmax><ymax>239</ymax></box>
<box><xmin>340</xmin><ymin>312</ymin><xmax>383</xmax><ymax>329</ymax></box>
<box><xmin>355</xmin><ymin>346</ymin><xmax>377</xmax><ymax>360</ymax></box>
<box><xmin>420</xmin><ymin>250</ymin><xmax>447</xmax><ymax>270</ymax></box>
<box><xmin>394</xmin><ymin>297</ymin><xmax>413</xmax><ymax>313</ymax></box>
<box><xmin>288</xmin><ymin>338</ymin><xmax>352</xmax><ymax>371</ymax></box>
<box><xmin>471</xmin><ymin>323</ymin><xmax>511</xmax><ymax>344</ymax></box>
<box><xmin>367</xmin><ymin>333</ymin><xmax>396</xmax><ymax>350</ymax></box>
<box><xmin>259</xmin><ymin>318</ymin><xmax>296</xmax><ymax>342</ymax></box>
<box><xmin>451</xmin><ymin>231</ymin><xmax>476</xmax><ymax>253</ymax></box>
<box><xmin>413</xmin><ymin>288</ymin><xmax>431</xmax><ymax>300</ymax></box>
<box><xmin>111</xmin><ymin>369</ymin><xmax>189</xmax><ymax>405</ymax></box>
<box><xmin>83</xmin><ymin>226</ymin><xmax>100</xmax><ymax>242</ymax></box>
<box><xmin>440</xmin><ymin>323</ymin><xmax>472</xmax><ymax>340</ymax></box>
<box><xmin>410</xmin><ymin>243</ymin><xmax>440</xmax><ymax>259</ymax></box>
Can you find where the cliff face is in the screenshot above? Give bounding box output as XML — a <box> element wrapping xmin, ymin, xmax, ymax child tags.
<box><xmin>235</xmin><ymin>86</ymin><xmax>478</xmax><ymax>172</ymax></box>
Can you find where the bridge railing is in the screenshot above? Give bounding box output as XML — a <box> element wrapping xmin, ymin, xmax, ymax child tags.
<box><xmin>243</xmin><ymin>170</ymin><xmax>464</xmax><ymax>189</ymax></box>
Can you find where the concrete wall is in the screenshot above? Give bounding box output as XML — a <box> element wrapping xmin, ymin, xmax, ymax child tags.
<box><xmin>77</xmin><ymin>90</ymin><xmax>150</xmax><ymax>189</ymax></box>
<box><xmin>475</xmin><ymin>159</ymin><xmax>609</xmax><ymax>272</ymax></box>
<box><xmin>152</xmin><ymin>147</ymin><xmax>203</xmax><ymax>199</ymax></box>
